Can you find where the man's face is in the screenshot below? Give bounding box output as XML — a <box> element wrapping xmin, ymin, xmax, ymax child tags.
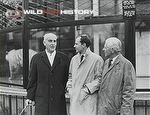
<box><xmin>103</xmin><ymin>42</ymin><xmax>112</xmax><ymax>58</ymax></box>
<box><xmin>43</xmin><ymin>36</ymin><xmax>57</xmax><ymax>53</ymax></box>
<box><xmin>74</xmin><ymin>37</ymin><xmax>84</xmax><ymax>54</ymax></box>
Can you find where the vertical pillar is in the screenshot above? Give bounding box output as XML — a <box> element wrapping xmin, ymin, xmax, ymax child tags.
<box><xmin>92</xmin><ymin>0</ymin><xmax>99</xmax><ymax>54</ymax></box>
<box><xmin>93</xmin><ymin>0</ymin><xmax>99</xmax><ymax>16</ymax></box>
<box><xmin>74</xmin><ymin>0</ymin><xmax>78</xmax><ymax>20</ymax></box>
<box><xmin>125</xmin><ymin>20</ymin><xmax>136</xmax><ymax>68</ymax></box>
<box><xmin>0</xmin><ymin>33</ymin><xmax>7</xmax><ymax>77</ymax></box>
<box><xmin>74</xmin><ymin>0</ymin><xmax>80</xmax><ymax>38</ymax></box>
<box><xmin>23</xmin><ymin>0</ymin><xmax>29</xmax><ymax>88</ymax></box>
<box><xmin>93</xmin><ymin>33</ymin><xmax>99</xmax><ymax>55</ymax></box>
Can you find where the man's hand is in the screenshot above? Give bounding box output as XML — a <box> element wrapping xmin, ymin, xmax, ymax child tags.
<box><xmin>84</xmin><ymin>78</ymin><xmax>100</xmax><ymax>94</ymax></box>
<box><xmin>66</xmin><ymin>77</ymin><xmax>72</xmax><ymax>92</ymax></box>
<box><xmin>25</xmin><ymin>99</ymin><xmax>35</xmax><ymax>106</ymax></box>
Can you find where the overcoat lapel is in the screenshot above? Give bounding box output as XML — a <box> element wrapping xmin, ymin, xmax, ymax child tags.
<box><xmin>102</xmin><ymin>55</ymin><xmax>121</xmax><ymax>78</ymax></box>
<box><xmin>102</xmin><ymin>60</ymin><xmax>109</xmax><ymax>77</ymax></box>
<box><xmin>76</xmin><ymin>56</ymin><xmax>80</xmax><ymax>68</ymax></box>
<box><xmin>78</xmin><ymin>54</ymin><xmax>87</xmax><ymax>67</ymax></box>
<box><xmin>51</xmin><ymin>52</ymin><xmax>60</xmax><ymax>71</ymax></box>
<box><xmin>41</xmin><ymin>51</ymin><xmax>61</xmax><ymax>71</ymax></box>
<box><xmin>41</xmin><ymin>51</ymin><xmax>52</xmax><ymax>70</ymax></box>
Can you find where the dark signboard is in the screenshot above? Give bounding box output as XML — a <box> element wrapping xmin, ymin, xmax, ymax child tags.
<box><xmin>122</xmin><ymin>0</ymin><xmax>136</xmax><ymax>20</ymax></box>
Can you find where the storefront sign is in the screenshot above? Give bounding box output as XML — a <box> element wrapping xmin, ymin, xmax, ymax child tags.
<box><xmin>122</xmin><ymin>0</ymin><xmax>136</xmax><ymax>20</ymax></box>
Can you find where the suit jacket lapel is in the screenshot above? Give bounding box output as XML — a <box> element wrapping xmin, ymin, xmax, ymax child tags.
<box><xmin>41</xmin><ymin>51</ymin><xmax>52</xmax><ymax>70</ymax></box>
<box><xmin>51</xmin><ymin>51</ymin><xmax>60</xmax><ymax>71</ymax></box>
<box><xmin>103</xmin><ymin>55</ymin><xmax>121</xmax><ymax>78</ymax></box>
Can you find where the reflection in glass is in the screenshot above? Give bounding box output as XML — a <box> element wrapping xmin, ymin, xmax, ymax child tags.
<box><xmin>136</xmin><ymin>31</ymin><xmax>150</xmax><ymax>76</ymax></box>
<box><xmin>29</xmin><ymin>27</ymin><xmax>75</xmax><ymax>60</ymax></box>
<box><xmin>0</xmin><ymin>31</ymin><xmax>23</xmax><ymax>85</ymax></box>
<box><xmin>76</xmin><ymin>23</ymin><xmax>125</xmax><ymax>60</ymax></box>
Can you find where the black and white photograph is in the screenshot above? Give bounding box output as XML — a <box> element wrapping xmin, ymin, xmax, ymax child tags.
<box><xmin>0</xmin><ymin>0</ymin><xmax>150</xmax><ymax>115</ymax></box>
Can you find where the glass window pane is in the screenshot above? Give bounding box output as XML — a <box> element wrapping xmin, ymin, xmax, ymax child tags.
<box><xmin>136</xmin><ymin>31</ymin><xmax>150</xmax><ymax>76</ymax></box>
<box><xmin>135</xmin><ymin>20</ymin><xmax>150</xmax><ymax>89</ymax></box>
<box><xmin>77</xmin><ymin>23</ymin><xmax>125</xmax><ymax>60</ymax></box>
<box><xmin>29</xmin><ymin>27</ymin><xmax>75</xmax><ymax>60</ymax></box>
<box><xmin>99</xmin><ymin>0</ymin><xmax>123</xmax><ymax>16</ymax></box>
<box><xmin>0</xmin><ymin>31</ymin><xmax>23</xmax><ymax>86</ymax></box>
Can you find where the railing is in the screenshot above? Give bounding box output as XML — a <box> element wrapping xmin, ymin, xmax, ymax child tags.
<box><xmin>134</xmin><ymin>91</ymin><xmax>150</xmax><ymax>115</ymax></box>
<box><xmin>0</xmin><ymin>86</ymin><xmax>150</xmax><ymax>115</ymax></box>
<box><xmin>0</xmin><ymin>86</ymin><xmax>34</xmax><ymax>115</ymax></box>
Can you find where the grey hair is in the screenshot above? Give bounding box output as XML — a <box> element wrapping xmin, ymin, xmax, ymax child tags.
<box><xmin>43</xmin><ymin>33</ymin><xmax>57</xmax><ymax>41</ymax></box>
<box><xmin>105</xmin><ymin>37</ymin><xmax>122</xmax><ymax>52</ymax></box>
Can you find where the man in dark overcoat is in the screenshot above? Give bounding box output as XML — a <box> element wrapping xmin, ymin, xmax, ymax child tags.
<box><xmin>26</xmin><ymin>33</ymin><xmax>69</xmax><ymax>115</ymax></box>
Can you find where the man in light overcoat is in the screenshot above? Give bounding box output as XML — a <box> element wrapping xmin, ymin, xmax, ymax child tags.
<box><xmin>98</xmin><ymin>37</ymin><xmax>136</xmax><ymax>115</ymax></box>
<box><xmin>66</xmin><ymin>34</ymin><xmax>104</xmax><ymax>115</ymax></box>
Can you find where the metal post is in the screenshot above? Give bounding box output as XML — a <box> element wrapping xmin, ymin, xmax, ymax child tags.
<box><xmin>16</xmin><ymin>96</ymin><xmax>18</xmax><ymax>115</ymax></box>
<box><xmin>30</xmin><ymin>106</ymin><xmax>32</xmax><ymax>115</ymax></box>
<box><xmin>3</xmin><ymin>95</ymin><xmax>6</xmax><ymax>115</ymax></box>
<box><xmin>22</xmin><ymin>0</ymin><xmax>29</xmax><ymax>88</ymax></box>
<box><xmin>125</xmin><ymin>20</ymin><xmax>136</xmax><ymax>68</ymax></box>
<box><xmin>23</xmin><ymin>96</ymin><xmax>25</xmax><ymax>115</ymax></box>
<box><xmin>145</xmin><ymin>100</ymin><xmax>147</xmax><ymax>115</ymax></box>
<box><xmin>8</xmin><ymin>95</ymin><xmax>12</xmax><ymax>115</ymax></box>
<box><xmin>134</xmin><ymin>100</ymin><xmax>136</xmax><ymax>115</ymax></box>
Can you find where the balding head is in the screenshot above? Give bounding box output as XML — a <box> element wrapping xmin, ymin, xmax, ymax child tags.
<box><xmin>43</xmin><ymin>33</ymin><xmax>57</xmax><ymax>54</ymax></box>
<box><xmin>43</xmin><ymin>33</ymin><xmax>57</xmax><ymax>42</ymax></box>
<box><xmin>103</xmin><ymin>37</ymin><xmax>122</xmax><ymax>58</ymax></box>
<box><xmin>105</xmin><ymin>37</ymin><xmax>122</xmax><ymax>52</ymax></box>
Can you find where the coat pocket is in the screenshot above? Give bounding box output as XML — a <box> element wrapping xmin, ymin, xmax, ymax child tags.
<box><xmin>79</xmin><ymin>88</ymin><xmax>89</xmax><ymax>104</ymax></box>
<box><xmin>114</xmin><ymin>95</ymin><xmax>121</xmax><ymax>109</ymax></box>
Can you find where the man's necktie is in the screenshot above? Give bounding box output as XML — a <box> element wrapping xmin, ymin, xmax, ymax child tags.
<box><xmin>108</xmin><ymin>59</ymin><xmax>112</xmax><ymax>68</ymax></box>
<box><xmin>80</xmin><ymin>55</ymin><xmax>84</xmax><ymax>62</ymax></box>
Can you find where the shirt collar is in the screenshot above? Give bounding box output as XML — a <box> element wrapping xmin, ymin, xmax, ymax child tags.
<box><xmin>45</xmin><ymin>49</ymin><xmax>56</xmax><ymax>56</ymax></box>
<box><xmin>111</xmin><ymin>55</ymin><xmax>119</xmax><ymax>64</ymax></box>
<box><xmin>78</xmin><ymin>48</ymin><xmax>91</xmax><ymax>57</ymax></box>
